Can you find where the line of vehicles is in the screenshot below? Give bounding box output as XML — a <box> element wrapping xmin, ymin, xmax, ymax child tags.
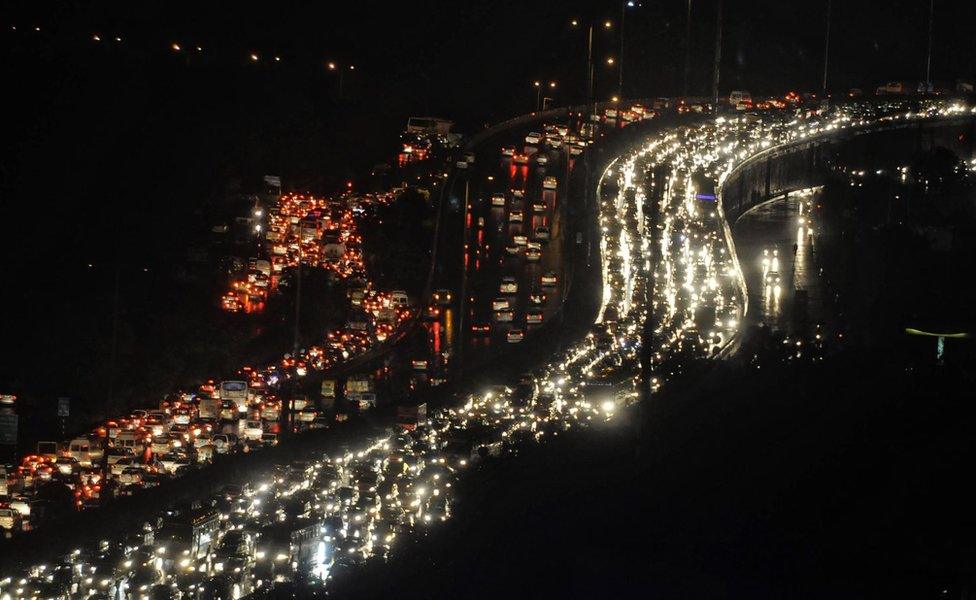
<box><xmin>3</xmin><ymin>190</ymin><xmax>420</xmax><ymax>535</ymax></box>
<box><xmin>220</xmin><ymin>192</ymin><xmax>379</xmax><ymax>314</ymax></box>
<box><xmin>4</xmin><ymin>96</ymin><xmax>968</xmax><ymax>596</ymax></box>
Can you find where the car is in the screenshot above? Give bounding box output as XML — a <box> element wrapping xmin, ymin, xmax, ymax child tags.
<box><xmin>525</xmin><ymin>132</ymin><xmax>541</xmax><ymax>144</ymax></box>
<box><xmin>526</xmin><ymin>241</ymin><xmax>541</xmax><ymax>251</ymax></box>
<box><xmin>526</xmin><ymin>310</ymin><xmax>544</xmax><ymax>324</ymax></box>
<box><xmin>490</xmin><ymin>194</ymin><xmax>506</xmax><ymax>207</ymax></box>
<box><xmin>525</xmin><ymin>248</ymin><xmax>542</xmax><ymax>261</ymax></box>
<box><xmin>541</xmin><ymin>272</ymin><xmax>558</xmax><ymax>286</ymax></box>
<box><xmin>509</xmin><ymin>210</ymin><xmax>523</xmax><ymax>223</ymax></box>
<box><xmin>569</xmin><ymin>144</ymin><xmax>584</xmax><ymax>156</ymax></box>
<box><xmin>513</xmin><ymin>152</ymin><xmax>528</xmax><ymax>165</ymax></box>
<box><xmin>534</xmin><ymin>226</ymin><xmax>551</xmax><ymax>241</ymax></box>
<box><xmin>462</xmin><ymin>151</ymin><xmax>475</xmax><ymax>164</ymax></box>
<box><xmin>470</xmin><ymin>323</ymin><xmax>491</xmax><ymax>335</ymax></box>
<box><xmin>535</xmin><ymin>153</ymin><xmax>549</xmax><ymax>166</ymax></box>
<box><xmin>494</xmin><ymin>309</ymin><xmax>515</xmax><ymax>323</ymax></box>
<box><xmin>542</xmin><ymin>176</ymin><xmax>557</xmax><ymax>189</ymax></box>
<box><xmin>605</xmin><ymin>108</ymin><xmax>618</xmax><ymax>119</ymax></box>
<box><xmin>118</xmin><ymin>467</ymin><xmax>143</xmax><ymax>486</ymax></box>
<box><xmin>492</xmin><ymin>298</ymin><xmax>511</xmax><ymax>311</ymax></box>
<box><xmin>528</xmin><ymin>289</ymin><xmax>547</xmax><ymax>305</ymax></box>
<box><xmin>500</xmin><ymin>146</ymin><xmax>515</xmax><ymax>157</ymax></box>
<box><xmin>512</xmin><ymin>235</ymin><xmax>528</xmax><ymax>246</ymax></box>
<box><xmin>423</xmin><ymin>304</ymin><xmax>442</xmax><ymax>320</ymax></box>
<box><xmin>532</xmin><ymin>201</ymin><xmax>547</xmax><ymax>213</ymax></box>
<box><xmin>505</xmin><ymin>245</ymin><xmax>523</xmax><ymax>255</ymax></box>
<box><xmin>499</xmin><ymin>277</ymin><xmax>518</xmax><ymax>294</ymax></box>
<box><xmin>506</xmin><ymin>329</ymin><xmax>525</xmax><ymax>343</ymax></box>
<box><xmin>432</xmin><ymin>289</ymin><xmax>452</xmax><ymax>305</ymax></box>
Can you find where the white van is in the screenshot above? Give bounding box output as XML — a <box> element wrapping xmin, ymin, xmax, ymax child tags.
<box><xmin>0</xmin><ymin>508</ymin><xmax>21</xmax><ymax>531</ymax></box>
<box><xmin>729</xmin><ymin>90</ymin><xmax>752</xmax><ymax>108</ymax></box>
<box><xmin>69</xmin><ymin>437</ymin><xmax>104</xmax><ymax>467</ymax></box>
<box><xmin>390</xmin><ymin>290</ymin><xmax>410</xmax><ymax>308</ymax></box>
<box><xmin>243</xmin><ymin>420</ymin><xmax>264</xmax><ymax>442</ymax></box>
<box><xmin>116</xmin><ymin>431</ymin><xmax>146</xmax><ymax>455</ymax></box>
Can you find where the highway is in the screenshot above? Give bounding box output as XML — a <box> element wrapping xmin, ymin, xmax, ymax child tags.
<box><xmin>1</xmin><ymin>98</ymin><xmax>973</xmax><ymax>598</ymax></box>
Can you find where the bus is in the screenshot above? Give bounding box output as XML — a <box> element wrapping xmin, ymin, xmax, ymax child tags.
<box><xmin>219</xmin><ymin>381</ymin><xmax>249</xmax><ymax>413</ymax></box>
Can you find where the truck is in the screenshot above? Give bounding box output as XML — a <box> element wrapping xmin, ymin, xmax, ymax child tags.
<box><xmin>346</xmin><ymin>374</ymin><xmax>374</xmax><ymax>395</ymax></box>
<box><xmin>875</xmin><ymin>81</ymin><xmax>912</xmax><ymax>95</ymax></box>
<box><xmin>36</xmin><ymin>441</ymin><xmax>59</xmax><ymax>460</ymax></box>
<box><xmin>219</xmin><ymin>380</ymin><xmax>249</xmax><ymax>413</ymax></box>
<box><xmin>198</xmin><ymin>395</ymin><xmax>221</xmax><ymax>420</ymax></box>
<box><xmin>396</xmin><ymin>403</ymin><xmax>427</xmax><ymax>431</ymax></box>
<box><xmin>321</xmin><ymin>379</ymin><xmax>337</xmax><ymax>400</ymax></box>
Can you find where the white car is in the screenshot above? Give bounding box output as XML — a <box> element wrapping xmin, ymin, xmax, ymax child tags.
<box><xmin>494</xmin><ymin>310</ymin><xmax>514</xmax><ymax>323</ymax></box>
<box><xmin>492</xmin><ymin>298</ymin><xmax>511</xmax><ymax>311</ymax></box>
<box><xmin>525</xmin><ymin>248</ymin><xmax>542</xmax><ymax>262</ymax></box>
<box><xmin>509</xmin><ymin>210</ymin><xmax>523</xmax><ymax>223</ymax></box>
<box><xmin>506</xmin><ymin>329</ymin><xmax>525</xmax><ymax>343</ymax></box>
<box><xmin>534</xmin><ymin>226</ymin><xmax>551</xmax><ymax>241</ymax></box>
<box><xmin>499</xmin><ymin>277</ymin><xmax>518</xmax><ymax>294</ymax></box>
<box><xmin>526</xmin><ymin>310</ymin><xmax>544</xmax><ymax>324</ymax></box>
<box><xmin>490</xmin><ymin>194</ymin><xmax>506</xmax><ymax>207</ymax></box>
<box><xmin>541</xmin><ymin>272</ymin><xmax>558</xmax><ymax>286</ymax></box>
<box><xmin>535</xmin><ymin>154</ymin><xmax>549</xmax><ymax>166</ymax></box>
<box><xmin>525</xmin><ymin>132</ymin><xmax>541</xmax><ymax>144</ymax></box>
<box><xmin>532</xmin><ymin>201</ymin><xmax>547</xmax><ymax>214</ymax></box>
<box><xmin>542</xmin><ymin>176</ymin><xmax>557</xmax><ymax>189</ymax></box>
<box><xmin>512</xmin><ymin>235</ymin><xmax>528</xmax><ymax>246</ymax></box>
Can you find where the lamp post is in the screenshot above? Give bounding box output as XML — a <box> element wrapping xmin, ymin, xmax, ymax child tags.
<box><xmin>684</xmin><ymin>0</ymin><xmax>692</xmax><ymax>97</ymax></box>
<box><xmin>925</xmin><ymin>0</ymin><xmax>934</xmax><ymax>91</ymax></box>
<box><xmin>572</xmin><ymin>18</ymin><xmax>614</xmax><ymax>104</ymax></box>
<box><xmin>327</xmin><ymin>61</ymin><xmax>356</xmax><ymax>98</ymax></box>
<box><xmin>822</xmin><ymin>0</ymin><xmax>832</xmax><ymax>95</ymax></box>
<box><xmin>533</xmin><ymin>81</ymin><xmax>556</xmax><ymax>110</ymax></box>
<box><xmin>619</xmin><ymin>1</ymin><xmax>638</xmax><ymax>99</ymax></box>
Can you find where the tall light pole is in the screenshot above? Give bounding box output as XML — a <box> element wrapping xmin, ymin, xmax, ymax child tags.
<box><xmin>572</xmin><ymin>18</ymin><xmax>615</xmax><ymax>103</ymax></box>
<box><xmin>822</xmin><ymin>0</ymin><xmax>832</xmax><ymax>95</ymax></box>
<box><xmin>925</xmin><ymin>0</ymin><xmax>934</xmax><ymax>91</ymax></box>
<box><xmin>533</xmin><ymin>80</ymin><xmax>557</xmax><ymax>111</ymax></box>
<box><xmin>327</xmin><ymin>61</ymin><xmax>355</xmax><ymax>98</ymax></box>
<box><xmin>684</xmin><ymin>0</ymin><xmax>692</xmax><ymax>97</ymax></box>
<box><xmin>711</xmin><ymin>0</ymin><xmax>723</xmax><ymax>110</ymax></box>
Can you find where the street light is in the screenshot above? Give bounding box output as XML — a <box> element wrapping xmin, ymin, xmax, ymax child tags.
<box><xmin>619</xmin><ymin>0</ymin><xmax>641</xmax><ymax>98</ymax></box>
<box><xmin>533</xmin><ymin>80</ymin><xmax>557</xmax><ymax>110</ymax></box>
<box><xmin>327</xmin><ymin>61</ymin><xmax>356</xmax><ymax>98</ymax></box>
<box><xmin>571</xmin><ymin>18</ymin><xmax>614</xmax><ymax>103</ymax></box>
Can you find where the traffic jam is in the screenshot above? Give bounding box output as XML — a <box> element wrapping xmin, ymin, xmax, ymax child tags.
<box><xmin>2</xmin><ymin>98</ymin><xmax>973</xmax><ymax>598</ymax></box>
<box><xmin>1</xmin><ymin>190</ymin><xmax>417</xmax><ymax>535</ymax></box>
<box><xmin>220</xmin><ymin>192</ymin><xmax>382</xmax><ymax>314</ymax></box>
<box><xmin>463</xmin><ymin>105</ymin><xmax>659</xmax><ymax>350</ymax></box>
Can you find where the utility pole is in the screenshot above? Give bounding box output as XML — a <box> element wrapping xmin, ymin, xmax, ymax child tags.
<box><xmin>684</xmin><ymin>0</ymin><xmax>692</xmax><ymax>97</ymax></box>
<box><xmin>925</xmin><ymin>0</ymin><xmax>934</xmax><ymax>90</ymax></box>
<box><xmin>822</xmin><ymin>0</ymin><xmax>832</xmax><ymax>95</ymax></box>
<box><xmin>711</xmin><ymin>0</ymin><xmax>723</xmax><ymax>110</ymax></box>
